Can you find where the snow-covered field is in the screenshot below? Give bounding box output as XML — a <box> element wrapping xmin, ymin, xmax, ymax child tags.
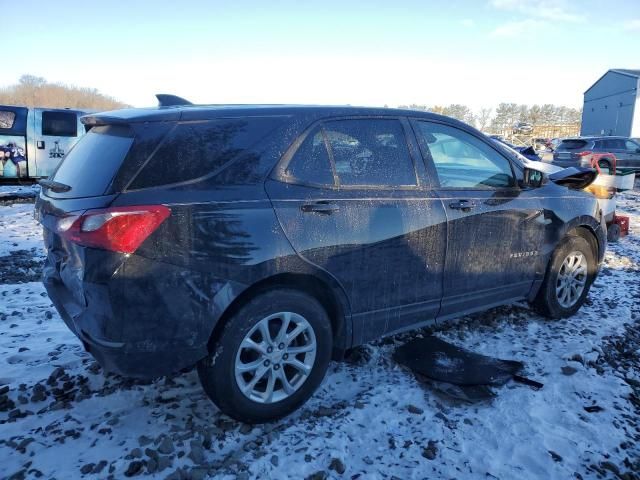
<box><xmin>1</xmin><ymin>188</ymin><xmax>639</xmax><ymax>480</ymax></box>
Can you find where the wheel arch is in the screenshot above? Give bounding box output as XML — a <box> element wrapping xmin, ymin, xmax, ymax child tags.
<box><xmin>529</xmin><ymin>218</ymin><xmax>604</xmax><ymax>303</ymax></box>
<box><xmin>566</xmin><ymin>224</ymin><xmax>601</xmax><ymax>262</ymax></box>
<box><xmin>207</xmin><ymin>272</ymin><xmax>352</xmax><ymax>360</ymax></box>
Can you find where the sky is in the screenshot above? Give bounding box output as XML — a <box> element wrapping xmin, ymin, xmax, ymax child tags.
<box><xmin>3</xmin><ymin>0</ymin><xmax>640</xmax><ymax>111</ymax></box>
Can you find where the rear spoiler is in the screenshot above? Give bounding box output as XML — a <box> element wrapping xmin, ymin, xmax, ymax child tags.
<box><xmin>81</xmin><ymin>109</ymin><xmax>182</xmax><ymax>126</ymax></box>
<box><xmin>548</xmin><ymin>167</ymin><xmax>598</xmax><ymax>190</ymax></box>
<box><xmin>156</xmin><ymin>94</ymin><xmax>192</xmax><ymax>107</ymax></box>
<box><xmin>81</xmin><ymin>94</ymin><xmax>193</xmax><ymax>126</ymax></box>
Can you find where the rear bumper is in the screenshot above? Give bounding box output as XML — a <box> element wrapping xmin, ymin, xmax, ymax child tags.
<box><xmin>79</xmin><ymin>329</ymin><xmax>205</xmax><ymax>378</ymax></box>
<box><xmin>44</xmin><ymin>276</ymin><xmax>210</xmax><ymax>378</ymax></box>
<box><xmin>44</xmin><ymin>250</ymin><xmax>244</xmax><ymax>379</ymax></box>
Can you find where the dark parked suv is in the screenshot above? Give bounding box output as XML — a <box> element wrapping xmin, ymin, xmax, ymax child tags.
<box><xmin>36</xmin><ymin>103</ymin><xmax>606</xmax><ymax>422</ymax></box>
<box><xmin>553</xmin><ymin>136</ymin><xmax>640</xmax><ymax>171</ymax></box>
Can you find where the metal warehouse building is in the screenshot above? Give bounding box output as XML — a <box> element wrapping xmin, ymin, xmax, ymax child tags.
<box><xmin>581</xmin><ymin>69</ymin><xmax>640</xmax><ymax>137</ymax></box>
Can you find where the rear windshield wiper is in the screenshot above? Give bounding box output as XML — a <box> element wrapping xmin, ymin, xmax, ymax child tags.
<box><xmin>38</xmin><ymin>179</ymin><xmax>72</xmax><ymax>193</ymax></box>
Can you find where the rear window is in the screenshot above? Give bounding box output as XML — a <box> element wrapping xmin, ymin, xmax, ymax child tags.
<box><xmin>48</xmin><ymin>126</ymin><xmax>133</xmax><ymax>198</ymax></box>
<box><xmin>128</xmin><ymin>118</ymin><xmax>279</xmax><ymax>189</ymax></box>
<box><xmin>42</xmin><ymin>111</ymin><xmax>78</xmax><ymax>137</ymax></box>
<box><xmin>557</xmin><ymin>139</ymin><xmax>588</xmax><ymax>151</ymax></box>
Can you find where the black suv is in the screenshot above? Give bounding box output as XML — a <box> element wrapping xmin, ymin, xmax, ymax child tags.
<box><xmin>36</xmin><ymin>103</ymin><xmax>606</xmax><ymax>422</ymax></box>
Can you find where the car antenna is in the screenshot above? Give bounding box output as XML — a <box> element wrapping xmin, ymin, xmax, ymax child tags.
<box><xmin>156</xmin><ymin>94</ymin><xmax>193</xmax><ymax>107</ymax></box>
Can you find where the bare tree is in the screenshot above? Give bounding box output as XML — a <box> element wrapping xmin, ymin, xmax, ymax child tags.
<box><xmin>390</xmin><ymin>102</ymin><xmax>581</xmax><ymax>132</ymax></box>
<box><xmin>476</xmin><ymin>108</ymin><xmax>493</xmax><ymax>131</ymax></box>
<box><xmin>0</xmin><ymin>75</ymin><xmax>127</xmax><ymax>110</ymax></box>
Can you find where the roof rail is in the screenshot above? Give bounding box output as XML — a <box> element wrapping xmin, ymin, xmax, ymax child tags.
<box><xmin>156</xmin><ymin>94</ymin><xmax>193</xmax><ymax>107</ymax></box>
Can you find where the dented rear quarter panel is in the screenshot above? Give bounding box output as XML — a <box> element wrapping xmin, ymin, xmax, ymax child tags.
<box><xmin>113</xmin><ymin>184</ymin><xmax>354</xmax><ymax>364</ymax></box>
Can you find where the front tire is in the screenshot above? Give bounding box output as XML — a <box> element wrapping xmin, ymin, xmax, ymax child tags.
<box><xmin>532</xmin><ymin>234</ymin><xmax>596</xmax><ymax>319</ymax></box>
<box><xmin>607</xmin><ymin>223</ymin><xmax>621</xmax><ymax>243</ymax></box>
<box><xmin>197</xmin><ymin>289</ymin><xmax>332</xmax><ymax>423</ymax></box>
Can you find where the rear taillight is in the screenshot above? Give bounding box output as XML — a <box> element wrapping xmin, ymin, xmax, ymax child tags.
<box><xmin>577</xmin><ymin>150</ymin><xmax>592</xmax><ymax>157</ymax></box>
<box><xmin>57</xmin><ymin>205</ymin><xmax>171</xmax><ymax>254</ymax></box>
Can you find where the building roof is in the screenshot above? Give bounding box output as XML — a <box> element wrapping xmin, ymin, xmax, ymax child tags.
<box><xmin>584</xmin><ymin>68</ymin><xmax>640</xmax><ymax>94</ymax></box>
<box><xmin>611</xmin><ymin>69</ymin><xmax>640</xmax><ymax>78</ymax></box>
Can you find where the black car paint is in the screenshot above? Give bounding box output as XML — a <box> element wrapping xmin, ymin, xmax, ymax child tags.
<box><xmin>36</xmin><ymin>106</ymin><xmax>606</xmax><ymax>378</ymax></box>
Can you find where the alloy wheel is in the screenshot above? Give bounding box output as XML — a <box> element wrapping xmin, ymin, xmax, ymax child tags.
<box><xmin>234</xmin><ymin>311</ymin><xmax>317</xmax><ymax>404</ymax></box>
<box><xmin>555</xmin><ymin>251</ymin><xmax>587</xmax><ymax>308</ymax></box>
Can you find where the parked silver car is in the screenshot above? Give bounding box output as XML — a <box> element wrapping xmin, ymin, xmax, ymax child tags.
<box><xmin>552</xmin><ymin>136</ymin><xmax>640</xmax><ymax>171</ymax></box>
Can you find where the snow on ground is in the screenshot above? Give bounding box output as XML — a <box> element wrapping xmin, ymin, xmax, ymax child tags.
<box><xmin>0</xmin><ymin>202</ymin><xmax>43</xmax><ymax>257</ymax></box>
<box><xmin>0</xmin><ymin>187</ymin><xmax>639</xmax><ymax>480</ymax></box>
<box><xmin>0</xmin><ymin>184</ymin><xmax>39</xmax><ymax>196</ymax></box>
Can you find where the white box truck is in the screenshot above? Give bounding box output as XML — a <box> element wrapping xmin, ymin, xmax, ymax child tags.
<box><xmin>0</xmin><ymin>106</ymin><xmax>91</xmax><ymax>181</ymax></box>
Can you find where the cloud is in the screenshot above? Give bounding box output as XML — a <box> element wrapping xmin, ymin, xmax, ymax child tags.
<box><xmin>489</xmin><ymin>0</ymin><xmax>586</xmax><ymax>23</ymax></box>
<box><xmin>489</xmin><ymin>18</ymin><xmax>544</xmax><ymax>37</ymax></box>
<box><xmin>624</xmin><ymin>19</ymin><xmax>640</xmax><ymax>31</ymax></box>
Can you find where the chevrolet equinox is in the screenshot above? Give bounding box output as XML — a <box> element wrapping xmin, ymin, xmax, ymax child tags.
<box><xmin>36</xmin><ymin>100</ymin><xmax>606</xmax><ymax>423</ymax></box>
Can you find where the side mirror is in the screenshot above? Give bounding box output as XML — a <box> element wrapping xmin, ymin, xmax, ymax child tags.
<box><xmin>522</xmin><ymin>167</ymin><xmax>544</xmax><ymax>188</ymax></box>
<box><xmin>635</xmin><ymin>147</ymin><xmax>640</xmax><ymax>153</ymax></box>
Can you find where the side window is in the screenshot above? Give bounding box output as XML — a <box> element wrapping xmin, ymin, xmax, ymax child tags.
<box><xmin>323</xmin><ymin>119</ymin><xmax>416</xmax><ymax>187</ymax></box>
<box><xmin>42</xmin><ymin>111</ymin><xmax>77</xmax><ymax>137</ymax></box>
<box><xmin>284</xmin><ymin>126</ymin><xmax>334</xmax><ymax>185</ymax></box>
<box><xmin>603</xmin><ymin>139</ymin><xmax>624</xmax><ymax>150</ymax></box>
<box><xmin>128</xmin><ymin>118</ymin><xmax>279</xmax><ymax>189</ymax></box>
<box><xmin>415</xmin><ymin>122</ymin><xmax>514</xmax><ymax>189</ymax></box>
<box><xmin>625</xmin><ymin>140</ymin><xmax>639</xmax><ymax>152</ymax></box>
<box><xmin>0</xmin><ymin>111</ymin><xmax>15</xmax><ymax>129</ymax></box>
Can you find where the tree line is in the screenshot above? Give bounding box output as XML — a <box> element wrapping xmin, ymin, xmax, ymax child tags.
<box><xmin>0</xmin><ymin>75</ymin><xmax>127</xmax><ymax>111</ymax></box>
<box><xmin>397</xmin><ymin>103</ymin><xmax>582</xmax><ymax>133</ymax></box>
<box><xmin>1</xmin><ymin>75</ymin><xmax>583</xmax><ymax>133</ymax></box>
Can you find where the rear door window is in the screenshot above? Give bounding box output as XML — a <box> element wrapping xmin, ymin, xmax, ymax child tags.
<box><xmin>42</xmin><ymin>111</ymin><xmax>78</xmax><ymax>137</ymax></box>
<box><xmin>601</xmin><ymin>139</ymin><xmax>624</xmax><ymax>150</ymax></box>
<box><xmin>47</xmin><ymin>125</ymin><xmax>134</xmax><ymax>198</ymax></box>
<box><xmin>284</xmin><ymin>126</ymin><xmax>334</xmax><ymax>186</ymax></box>
<box><xmin>322</xmin><ymin>119</ymin><xmax>416</xmax><ymax>187</ymax></box>
<box><xmin>128</xmin><ymin>118</ymin><xmax>279</xmax><ymax>189</ymax></box>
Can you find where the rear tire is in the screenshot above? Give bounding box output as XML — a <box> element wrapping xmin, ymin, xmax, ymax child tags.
<box><xmin>532</xmin><ymin>234</ymin><xmax>596</xmax><ymax>319</ymax></box>
<box><xmin>197</xmin><ymin>289</ymin><xmax>332</xmax><ymax>423</ymax></box>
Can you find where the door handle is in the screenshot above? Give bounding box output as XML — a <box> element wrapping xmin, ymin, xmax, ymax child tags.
<box><xmin>301</xmin><ymin>201</ymin><xmax>340</xmax><ymax>214</ymax></box>
<box><xmin>37</xmin><ymin>141</ymin><xmax>45</xmax><ymax>149</ymax></box>
<box><xmin>449</xmin><ymin>200</ymin><xmax>476</xmax><ymax>212</ymax></box>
